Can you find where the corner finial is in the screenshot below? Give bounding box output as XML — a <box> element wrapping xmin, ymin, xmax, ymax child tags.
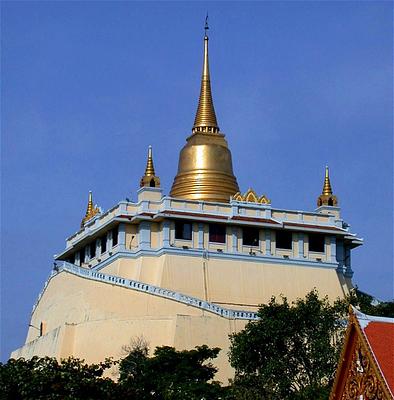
<box><xmin>140</xmin><ymin>145</ymin><xmax>160</xmax><ymax>188</ymax></box>
<box><xmin>317</xmin><ymin>166</ymin><xmax>338</xmax><ymax>207</ymax></box>
<box><xmin>81</xmin><ymin>191</ymin><xmax>100</xmax><ymax>227</ymax></box>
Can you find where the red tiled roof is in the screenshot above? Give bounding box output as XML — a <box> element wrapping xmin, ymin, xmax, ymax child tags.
<box><xmin>364</xmin><ymin>321</ymin><xmax>394</xmax><ymax>394</ymax></box>
<box><xmin>162</xmin><ymin>210</ymin><xmax>228</xmax><ymax>220</ymax></box>
<box><xmin>231</xmin><ymin>216</ymin><xmax>279</xmax><ymax>224</ymax></box>
<box><xmin>284</xmin><ymin>222</ymin><xmax>345</xmax><ymax>232</ymax></box>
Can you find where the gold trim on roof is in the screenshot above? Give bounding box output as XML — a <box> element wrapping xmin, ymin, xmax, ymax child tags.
<box><xmin>81</xmin><ymin>191</ymin><xmax>100</xmax><ymax>227</ymax></box>
<box><xmin>233</xmin><ymin>189</ymin><xmax>271</xmax><ymax>205</ymax></box>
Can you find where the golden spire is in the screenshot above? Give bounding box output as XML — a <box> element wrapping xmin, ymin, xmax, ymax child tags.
<box><xmin>192</xmin><ymin>18</ymin><xmax>219</xmax><ymax>134</ymax></box>
<box><xmin>144</xmin><ymin>145</ymin><xmax>155</xmax><ymax>176</ymax></box>
<box><xmin>322</xmin><ymin>165</ymin><xmax>333</xmax><ymax>195</ymax></box>
<box><xmin>81</xmin><ymin>191</ymin><xmax>100</xmax><ymax>227</ymax></box>
<box><xmin>317</xmin><ymin>166</ymin><xmax>338</xmax><ymax>207</ymax></box>
<box><xmin>140</xmin><ymin>145</ymin><xmax>160</xmax><ymax>188</ymax></box>
<box><xmin>170</xmin><ymin>22</ymin><xmax>239</xmax><ymax>202</ymax></box>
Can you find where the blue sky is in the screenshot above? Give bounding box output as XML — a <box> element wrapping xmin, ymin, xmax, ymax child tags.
<box><xmin>1</xmin><ymin>1</ymin><xmax>393</xmax><ymax>361</ymax></box>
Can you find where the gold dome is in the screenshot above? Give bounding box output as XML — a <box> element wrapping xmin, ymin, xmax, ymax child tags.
<box><xmin>170</xmin><ymin>32</ymin><xmax>239</xmax><ymax>202</ymax></box>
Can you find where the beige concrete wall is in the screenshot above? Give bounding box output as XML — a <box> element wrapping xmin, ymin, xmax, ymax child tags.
<box><xmin>100</xmin><ymin>254</ymin><xmax>350</xmax><ymax>306</ymax></box>
<box><xmin>13</xmin><ymin>272</ymin><xmax>253</xmax><ymax>383</ymax></box>
<box><xmin>150</xmin><ymin>222</ymin><xmax>160</xmax><ymax>249</ymax></box>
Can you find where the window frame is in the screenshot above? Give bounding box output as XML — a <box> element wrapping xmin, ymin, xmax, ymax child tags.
<box><xmin>276</xmin><ymin>230</ymin><xmax>293</xmax><ymax>250</ymax></box>
<box><xmin>209</xmin><ymin>224</ymin><xmax>226</xmax><ymax>244</ymax></box>
<box><xmin>175</xmin><ymin>221</ymin><xmax>193</xmax><ymax>241</ymax></box>
<box><xmin>308</xmin><ymin>233</ymin><xmax>325</xmax><ymax>253</ymax></box>
<box><xmin>242</xmin><ymin>227</ymin><xmax>260</xmax><ymax>247</ymax></box>
<box><xmin>112</xmin><ymin>226</ymin><xmax>119</xmax><ymax>247</ymax></box>
<box><xmin>100</xmin><ymin>235</ymin><xmax>107</xmax><ymax>254</ymax></box>
<box><xmin>89</xmin><ymin>241</ymin><xmax>96</xmax><ymax>259</ymax></box>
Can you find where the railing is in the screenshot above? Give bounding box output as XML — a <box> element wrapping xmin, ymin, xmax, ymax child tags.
<box><xmin>46</xmin><ymin>261</ymin><xmax>258</xmax><ymax>321</ymax></box>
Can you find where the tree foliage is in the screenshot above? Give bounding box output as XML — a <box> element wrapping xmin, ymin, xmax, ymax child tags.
<box><xmin>0</xmin><ymin>345</ymin><xmax>224</xmax><ymax>400</ymax></box>
<box><xmin>118</xmin><ymin>344</ymin><xmax>225</xmax><ymax>399</ymax></box>
<box><xmin>1</xmin><ymin>289</ymin><xmax>391</xmax><ymax>400</ymax></box>
<box><xmin>228</xmin><ymin>290</ymin><xmax>346</xmax><ymax>400</ymax></box>
<box><xmin>349</xmin><ymin>288</ymin><xmax>394</xmax><ymax>317</ymax></box>
<box><xmin>0</xmin><ymin>356</ymin><xmax>116</xmax><ymax>399</ymax></box>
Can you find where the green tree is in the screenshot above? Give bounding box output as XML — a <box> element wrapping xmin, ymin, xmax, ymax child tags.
<box><xmin>0</xmin><ymin>356</ymin><xmax>116</xmax><ymax>399</ymax></box>
<box><xmin>349</xmin><ymin>288</ymin><xmax>394</xmax><ymax>317</ymax></box>
<box><xmin>228</xmin><ymin>290</ymin><xmax>346</xmax><ymax>400</ymax></box>
<box><xmin>118</xmin><ymin>344</ymin><xmax>225</xmax><ymax>399</ymax></box>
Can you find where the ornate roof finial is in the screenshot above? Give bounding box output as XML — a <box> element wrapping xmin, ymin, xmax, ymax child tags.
<box><xmin>81</xmin><ymin>191</ymin><xmax>100</xmax><ymax>227</ymax></box>
<box><xmin>192</xmin><ymin>16</ymin><xmax>219</xmax><ymax>134</ymax></box>
<box><xmin>317</xmin><ymin>166</ymin><xmax>338</xmax><ymax>207</ymax></box>
<box><xmin>140</xmin><ymin>145</ymin><xmax>160</xmax><ymax>188</ymax></box>
<box><xmin>204</xmin><ymin>13</ymin><xmax>209</xmax><ymax>37</ymax></box>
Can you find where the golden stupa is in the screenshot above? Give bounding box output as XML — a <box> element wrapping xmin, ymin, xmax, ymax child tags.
<box><xmin>170</xmin><ymin>30</ymin><xmax>239</xmax><ymax>202</ymax></box>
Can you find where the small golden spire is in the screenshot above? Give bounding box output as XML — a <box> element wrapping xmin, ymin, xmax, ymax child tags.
<box><xmin>81</xmin><ymin>191</ymin><xmax>100</xmax><ymax>227</ymax></box>
<box><xmin>322</xmin><ymin>165</ymin><xmax>333</xmax><ymax>195</ymax></box>
<box><xmin>192</xmin><ymin>17</ymin><xmax>219</xmax><ymax>134</ymax></box>
<box><xmin>317</xmin><ymin>166</ymin><xmax>338</xmax><ymax>207</ymax></box>
<box><xmin>140</xmin><ymin>145</ymin><xmax>160</xmax><ymax>188</ymax></box>
<box><xmin>144</xmin><ymin>145</ymin><xmax>155</xmax><ymax>176</ymax></box>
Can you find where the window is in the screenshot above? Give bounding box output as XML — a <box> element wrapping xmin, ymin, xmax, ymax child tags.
<box><xmin>90</xmin><ymin>242</ymin><xmax>96</xmax><ymax>259</ymax></box>
<box><xmin>69</xmin><ymin>254</ymin><xmax>75</xmax><ymax>264</ymax></box>
<box><xmin>209</xmin><ymin>224</ymin><xmax>226</xmax><ymax>243</ymax></box>
<box><xmin>309</xmin><ymin>233</ymin><xmax>325</xmax><ymax>253</ymax></box>
<box><xmin>80</xmin><ymin>247</ymin><xmax>85</xmax><ymax>262</ymax></box>
<box><xmin>276</xmin><ymin>230</ymin><xmax>292</xmax><ymax>250</ymax></box>
<box><xmin>175</xmin><ymin>221</ymin><xmax>192</xmax><ymax>240</ymax></box>
<box><xmin>100</xmin><ymin>235</ymin><xmax>107</xmax><ymax>254</ymax></box>
<box><xmin>243</xmin><ymin>227</ymin><xmax>259</xmax><ymax>246</ymax></box>
<box><xmin>112</xmin><ymin>226</ymin><xmax>118</xmax><ymax>247</ymax></box>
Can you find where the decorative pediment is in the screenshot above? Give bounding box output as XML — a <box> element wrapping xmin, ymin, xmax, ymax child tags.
<box><xmin>232</xmin><ymin>189</ymin><xmax>271</xmax><ymax>205</ymax></box>
<box><xmin>81</xmin><ymin>191</ymin><xmax>101</xmax><ymax>227</ymax></box>
<box><xmin>330</xmin><ymin>308</ymin><xmax>393</xmax><ymax>400</ymax></box>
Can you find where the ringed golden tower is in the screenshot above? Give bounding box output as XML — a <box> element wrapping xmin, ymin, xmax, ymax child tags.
<box><xmin>170</xmin><ymin>30</ymin><xmax>239</xmax><ymax>202</ymax></box>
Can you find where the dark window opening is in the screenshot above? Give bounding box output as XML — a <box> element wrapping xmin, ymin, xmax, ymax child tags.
<box><xmin>328</xmin><ymin>198</ymin><xmax>333</xmax><ymax>206</ymax></box>
<box><xmin>112</xmin><ymin>226</ymin><xmax>119</xmax><ymax>247</ymax></box>
<box><xmin>243</xmin><ymin>227</ymin><xmax>259</xmax><ymax>246</ymax></box>
<box><xmin>90</xmin><ymin>242</ymin><xmax>96</xmax><ymax>259</ymax></box>
<box><xmin>276</xmin><ymin>230</ymin><xmax>292</xmax><ymax>250</ymax></box>
<box><xmin>175</xmin><ymin>221</ymin><xmax>192</xmax><ymax>240</ymax></box>
<box><xmin>209</xmin><ymin>224</ymin><xmax>226</xmax><ymax>243</ymax></box>
<box><xmin>309</xmin><ymin>234</ymin><xmax>325</xmax><ymax>253</ymax></box>
<box><xmin>100</xmin><ymin>235</ymin><xmax>107</xmax><ymax>254</ymax></box>
<box><xmin>149</xmin><ymin>179</ymin><xmax>156</xmax><ymax>187</ymax></box>
<box><xmin>80</xmin><ymin>247</ymin><xmax>85</xmax><ymax>262</ymax></box>
<box><xmin>69</xmin><ymin>254</ymin><xmax>75</xmax><ymax>265</ymax></box>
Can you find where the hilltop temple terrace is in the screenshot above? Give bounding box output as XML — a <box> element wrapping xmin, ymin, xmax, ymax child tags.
<box><xmin>11</xmin><ymin>27</ymin><xmax>363</xmax><ymax>382</ymax></box>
